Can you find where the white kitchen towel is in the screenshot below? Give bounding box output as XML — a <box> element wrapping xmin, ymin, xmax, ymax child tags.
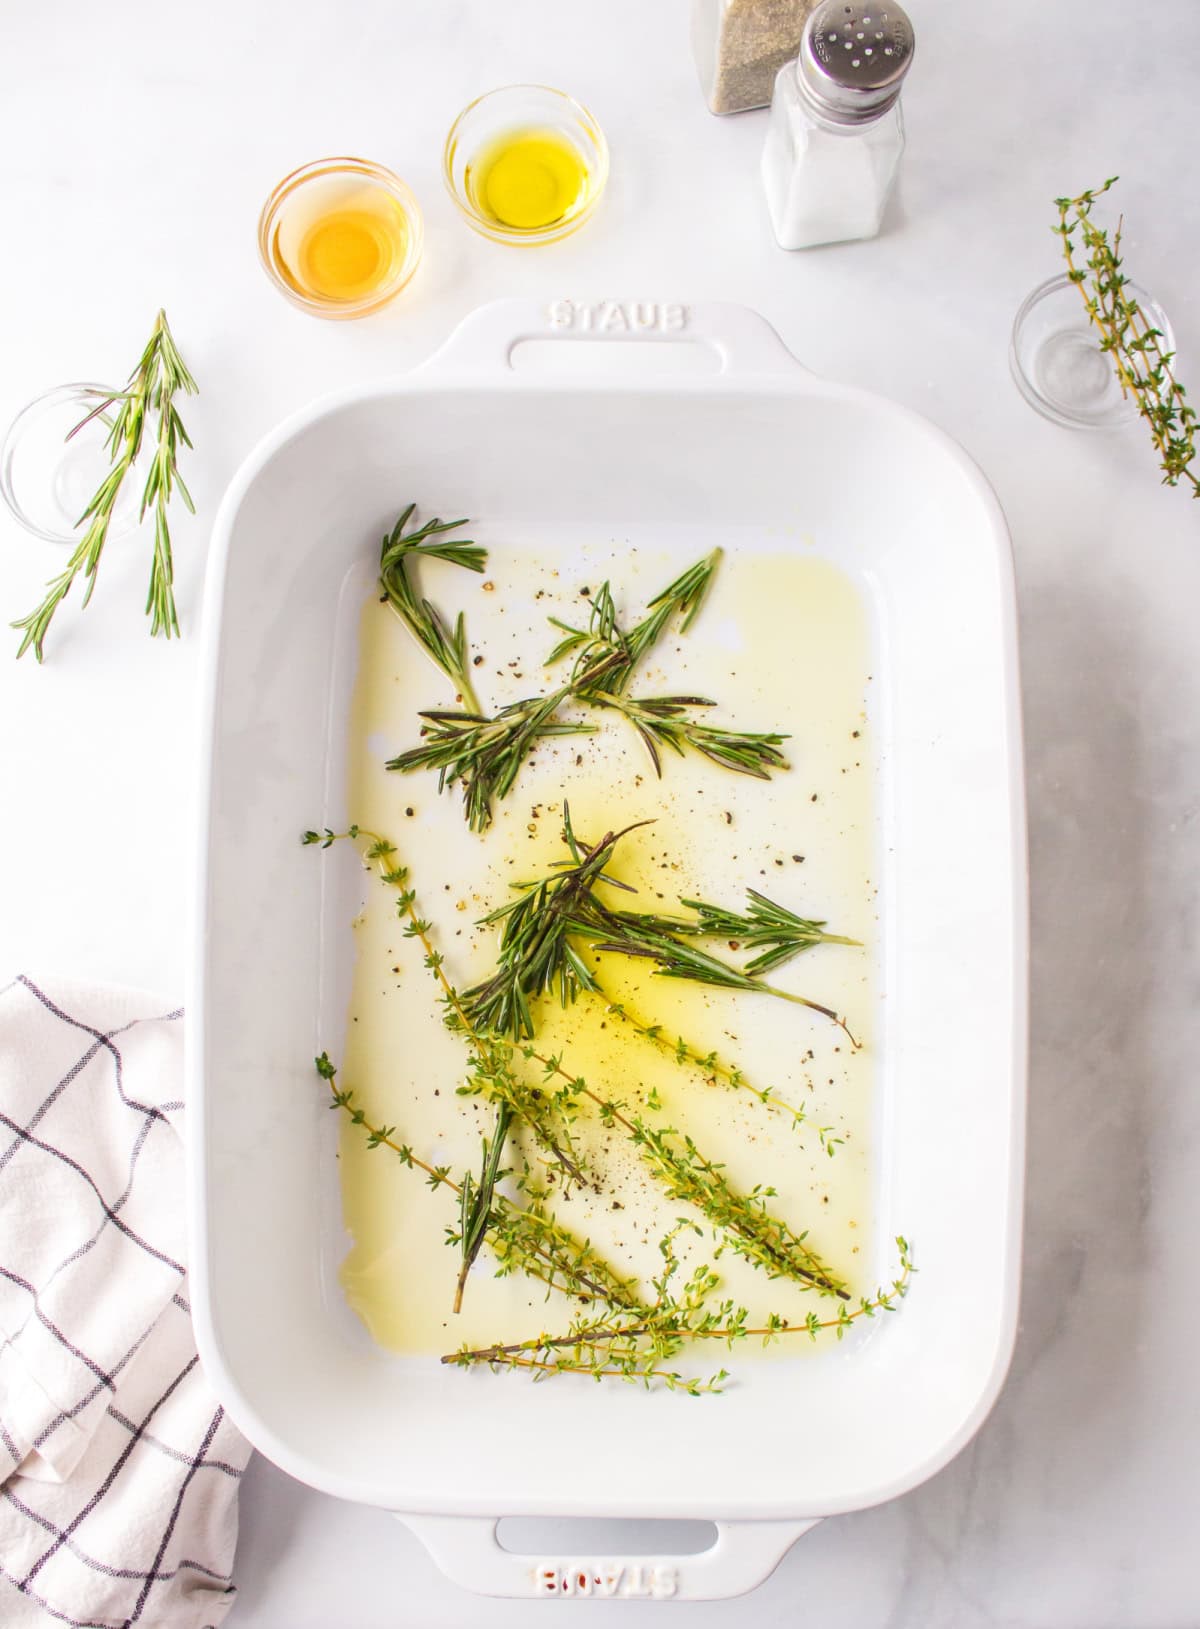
<box><xmin>0</xmin><ymin>975</ymin><xmax>251</xmax><ymax>1628</ymax></box>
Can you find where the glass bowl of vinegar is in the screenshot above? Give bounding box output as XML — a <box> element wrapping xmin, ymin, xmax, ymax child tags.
<box><xmin>444</xmin><ymin>85</ymin><xmax>608</xmax><ymax>246</ymax></box>
<box><xmin>258</xmin><ymin>157</ymin><xmax>423</xmax><ymax>319</ymax></box>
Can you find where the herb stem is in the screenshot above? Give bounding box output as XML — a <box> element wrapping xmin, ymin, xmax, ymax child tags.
<box><xmin>443</xmin><ymin>1249</ymin><xmax>913</xmax><ymax>1370</ymax></box>
<box><xmin>378</xmin><ymin>506</ymin><xmax>487</xmax><ymax>711</ymax></box>
<box><xmin>601</xmin><ymin>1000</ymin><xmax>813</xmax><ymax>1130</ymax></box>
<box><xmin>317</xmin><ymin>1053</ymin><xmax>637</xmax><ymax>1310</ymax></box>
<box><xmin>519</xmin><ymin>1042</ymin><xmax>849</xmax><ymax>1298</ymax></box>
<box><xmin>12</xmin><ymin>310</ymin><xmax>197</xmax><ymax>661</ymax></box>
<box><xmin>1055</xmin><ymin>178</ymin><xmax>1198</xmax><ymax>495</ymax></box>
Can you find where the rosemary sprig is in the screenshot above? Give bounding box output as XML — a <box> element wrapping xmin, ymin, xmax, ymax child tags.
<box><xmin>592</xmin><ymin>692</ymin><xmax>789</xmax><ymax>781</ymax></box>
<box><xmin>549</xmin><ymin>567</ymin><xmax>791</xmax><ymax>780</ymax></box>
<box><xmin>460</xmin><ymin>813</ymin><xmax>648</xmax><ymax>1040</ymax></box>
<box><xmin>595</xmin><ymin>924</ymin><xmax>859</xmax><ymax>1046</ymax></box>
<box><xmin>445</xmin><ymin>1237</ymin><xmax>914</xmax><ymax>1389</ymax></box>
<box><xmin>378</xmin><ymin>505</ymin><xmax>488</xmax><ymax>711</ymax></box>
<box><xmin>386</xmin><ymin>693</ymin><xmax>593</xmax><ymax>834</ymax></box>
<box><xmin>620</xmin><ymin>889</ymin><xmax>860</xmax><ymax>976</ymax></box>
<box><xmin>390</xmin><ymin>552</ymin><xmax>724</xmax><ymax>829</ymax></box>
<box><xmin>13</xmin><ymin>310</ymin><xmax>197</xmax><ymax>660</ymax></box>
<box><xmin>1055</xmin><ymin>178</ymin><xmax>1198</xmax><ymax>495</ymax></box>
<box><xmin>462</xmin><ymin>807</ymin><xmax>859</xmax><ymax>1046</ymax></box>
<box><xmin>551</xmin><ymin>553</ymin><xmax>720</xmax><ymax>698</ymax></box>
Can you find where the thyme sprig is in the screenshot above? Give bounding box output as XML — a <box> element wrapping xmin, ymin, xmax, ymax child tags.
<box><xmin>315</xmin><ymin>1054</ymin><xmax>639</xmax><ymax>1311</ymax></box>
<box><xmin>603</xmin><ymin>1000</ymin><xmax>844</xmax><ymax>1152</ymax></box>
<box><xmin>378</xmin><ymin>505</ymin><xmax>488</xmax><ymax>711</ymax></box>
<box><xmin>304</xmin><ymin>827</ymin><xmax>589</xmax><ymax>1248</ymax></box>
<box><xmin>623</xmin><ymin>1115</ymin><xmax>848</xmax><ymax>1295</ymax></box>
<box><xmin>495</xmin><ymin>1037</ymin><xmax>850</xmax><ymax>1298</ymax></box>
<box><xmin>1055</xmin><ymin>178</ymin><xmax>1198</xmax><ymax>495</ymax></box>
<box><xmin>13</xmin><ymin>310</ymin><xmax>197</xmax><ymax>661</ymax></box>
<box><xmin>322</xmin><ymin>1042</ymin><xmax>900</xmax><ymax>1393</ymax></box>
<box><xmin>445</xmin><ymin>1236</ymin><xmax>914</xmax><ymax>1389</ymax></box>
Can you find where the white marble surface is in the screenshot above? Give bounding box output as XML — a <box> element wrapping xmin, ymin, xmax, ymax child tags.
<box><xmin>2</xmin><ymin>1</ymin><xmax>1200</xmax><ymax>1624</ymax></box>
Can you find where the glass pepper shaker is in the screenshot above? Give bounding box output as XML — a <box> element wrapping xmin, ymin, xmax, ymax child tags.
<box><xmin>692</xmin><ymin>0</ymin><xmax>817</xmax><ymax>115</ymax></box>
<box><xmin>762</xmin><ymin>0</ymin><xmax>915</xmax><ymax>249</ymax></box>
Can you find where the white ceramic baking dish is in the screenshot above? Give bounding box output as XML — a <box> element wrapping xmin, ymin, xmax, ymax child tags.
<box><xmin>189</xmin><ymin>299</ymin><xmax>1027</xmax><ymax>1601</ymax></box>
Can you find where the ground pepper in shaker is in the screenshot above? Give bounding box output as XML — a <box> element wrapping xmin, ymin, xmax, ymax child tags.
<box><xmin>692</xmin><ymin>0</ymin><xmax>817</xmax><ymax>114</ymax></box>
<box><xmin>762</xmin><ymin>0</ymin><xmax>914</xmax><ymax>248</ymax></box>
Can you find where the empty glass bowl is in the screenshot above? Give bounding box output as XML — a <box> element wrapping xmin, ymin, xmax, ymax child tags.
<box><xmin>1010</xmin><ymin>273</ymin><xmax>1175</xmax><ymax>430</ymax></box>
<box><xmin>1</xmin><ymin>383</ymin><xmax>140</xmax><ymax>543</ymax></box>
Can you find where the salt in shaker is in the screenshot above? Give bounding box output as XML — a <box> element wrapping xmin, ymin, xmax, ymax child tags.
<box><xmin>762</xmin><ymin>0</ymin><xmax>915</xmax><ymax>249</ymax></box>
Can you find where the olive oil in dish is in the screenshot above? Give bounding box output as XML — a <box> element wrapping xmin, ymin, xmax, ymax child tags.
<box><xmin>465</xmin><ymin>127</ymin><xmax>589</xmax><ymax>231</ymax></box>
<box><xmin>334</xmin><ymin>544</ymin><xmax>878</xmax><ymax>1362</ymax></box>
<box><xmin>444</xmin><ymin>87</ymin><xmax>608</xmax><ymax>244</ymax></box>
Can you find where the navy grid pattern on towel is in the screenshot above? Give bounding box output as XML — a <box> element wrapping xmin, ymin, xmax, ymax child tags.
<box><xmin>0</xmin><ymin>976</ymin><xmax>250</xmax><ymax>1629</ymax></box>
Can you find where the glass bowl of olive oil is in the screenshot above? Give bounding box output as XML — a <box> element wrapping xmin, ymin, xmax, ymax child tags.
<box><xmin>258</xmin><ymin>158</ymin><xmax>423</xmax><ymax>319</ymax></box>
<box><xmin>444</xmin><ymin>85</ymin><xmax>608</xmax><ymax>246</ymax></box>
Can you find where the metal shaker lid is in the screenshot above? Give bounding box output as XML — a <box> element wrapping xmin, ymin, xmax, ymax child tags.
<box><xmin>798</xmin><ymin>1</ymin><xmax>915</xmax><ymax>123</ymax></box>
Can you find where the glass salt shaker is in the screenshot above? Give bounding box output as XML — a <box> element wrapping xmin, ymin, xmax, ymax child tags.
<box><xmin>762</xmin><ymin>0</ymin><xmax>914</xmax><ymax>249</ymax></box>
<box><xmin>692</xmin><ymin>0</ymin><xmax>816</xmax><ymax>115</ymax></box>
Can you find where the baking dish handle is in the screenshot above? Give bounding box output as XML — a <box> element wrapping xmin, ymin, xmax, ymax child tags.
<box><xmin>420</xmin><ymin>298</ymin><xmax>811</xmax><ymax>379</ymax></box>
<box><xmin>395</xmin><ymin>1512</ymin><xmax>820</xmax><ymax>1601</ymax></box>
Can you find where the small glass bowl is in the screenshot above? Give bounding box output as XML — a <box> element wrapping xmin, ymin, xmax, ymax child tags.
<box><xmin>1</xmin><ymin>383</ymin><xmax>140</xmax><ymax>544</ymax></box>
<box><xmin>444</xmin><ymin>84</ymin><xmax>608</xmax><ymax>246</ymax></box>
<box><xmin>1010</xmin><ymin>273</ymin><xmax>1176</xmax><ymax>430</ymax></box>
<box><xmin>258</xmin><ymin>157</ymin><xmax>424</xmax><ymax>320</ymax></box>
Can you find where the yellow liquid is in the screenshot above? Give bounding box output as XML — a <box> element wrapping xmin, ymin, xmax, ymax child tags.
<box><xmin>467</xmin><ymin>127</ymin><xmax>587</xmax><ymax>230</ymax></box>
<box><xmin>275</xmin><ymin>190</ymin><xmax>409</xmax><ymax>304</ymax></box>
<box><xmin>336</xmin><ymin>547</ymin><xmax>877</xmax><ymax>1359</ymax></box>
